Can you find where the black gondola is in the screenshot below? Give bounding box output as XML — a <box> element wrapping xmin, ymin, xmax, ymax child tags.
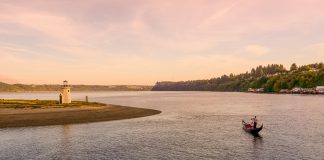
<box><xmin>242</xmin><ymin>120</ymin><xmax>263</xmax><ymax>134</ymax></box>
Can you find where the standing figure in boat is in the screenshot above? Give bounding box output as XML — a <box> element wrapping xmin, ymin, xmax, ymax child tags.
<box><xmin>251</xmin><ymin>116</ymin><xmax>258</xmax><ymax>128</ymax></box>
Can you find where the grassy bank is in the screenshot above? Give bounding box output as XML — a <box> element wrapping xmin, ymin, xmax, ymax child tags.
<box><xmin>0</xmin><ymin>100</ymin><xmax>161</xmax><ymax>128</ymax></box>
<box><xmin>0</xmin><ymin>99</ymin><xmax>104</xmax><ymax>109</ymax></box>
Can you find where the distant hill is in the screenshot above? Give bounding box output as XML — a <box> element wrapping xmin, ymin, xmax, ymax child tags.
<box><xmin>152</xmin><ymin>63</ymin><xmax>324</xmax><ymax>92</ymax></box>
<box><xmin>0</xmin><ymin>83</ymin><xmax>152</xmax><ymax>92</ymax></box>
<box><xmin>0</xmin><ymin>82</ymin><xmax>24</xmax><ymax>92</ymax></box>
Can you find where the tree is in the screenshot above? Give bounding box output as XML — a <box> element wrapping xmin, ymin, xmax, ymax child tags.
<box><xmin>273</xmin><ymin>81</ymin><xmax>282</xmax><ymax>92</ymax></box>
<box><xmin>299</xmin><ymin>65</ymin><xmax>311</xmax><ymax>72</ymax></box>
<box><xmin>290</xmin><ymin>63</ymin><xmax>298</xmax><ymax>71</ymax></box>
<box><xmin>319</xmin><ymin>62</ymin><xmax>324</xmax><ymax>69</ymax></box>
<box><xmin>251</xmin><ymin>68</ymin><xmax>256</xmax><ymax>77</ymax></box>
<box><xmin>255</xmin><ymin>65</ymin><xmax>264</xmax><ymax>77</ymax></box>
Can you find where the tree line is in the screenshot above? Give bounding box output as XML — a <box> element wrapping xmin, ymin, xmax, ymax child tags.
<box><xmin>152</xmin><ymin>63</ymin><xmax>324</xmax><ymax>92</ymax></box>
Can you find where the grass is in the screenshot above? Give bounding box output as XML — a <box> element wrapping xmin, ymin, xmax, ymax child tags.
<box><xmin>0</xmin><ymin>99</ymin><xmax>161</xmax><ymax>128</ymax></box>
<box><xmin>0</xmin><ymin>99</ymin><xmax>105</xmax><ymax>109</ymax></box>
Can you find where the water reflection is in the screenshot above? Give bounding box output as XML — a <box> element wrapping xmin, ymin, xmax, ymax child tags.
<box><xmin>62</xmin><ymin>125</ymin><xmax>71</xmax><ymax>139</ymax></box>
<box><xmin>60</xmin><ymin>125</ymin><xmax>72</xmax><ymax>159</ymax></box>
<box><xmin>252</xmin><ymin>134</ymin><xmax>263</xmax><ymax>159</ymax></box>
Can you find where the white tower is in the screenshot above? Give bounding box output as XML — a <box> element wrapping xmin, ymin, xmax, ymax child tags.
<box><xmin>61</xmin><ymin>80</ymin><xmax>71</xmax><ymax>104</ymax></box>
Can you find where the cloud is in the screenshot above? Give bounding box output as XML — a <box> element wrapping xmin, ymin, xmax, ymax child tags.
<box><xmin>244</xmin><ymin>45</ymin><xmax>270</xmax><ymax>56</ymax></box>
<box><xmin>1</xmin><ymin>0</ymin><xmax>324</xmax><ymax>84</ymax></box>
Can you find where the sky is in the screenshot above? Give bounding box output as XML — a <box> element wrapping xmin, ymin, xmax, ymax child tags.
<box><xmin>0</xmin><ymin>0</ymin><xmax>324</xmax><ymax>85</ymax></box>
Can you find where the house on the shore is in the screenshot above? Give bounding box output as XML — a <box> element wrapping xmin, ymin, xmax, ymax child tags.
<box><xmin>302</xmin><ymin>88</ymin><xmax>316</xmax><ymax>94</ymax></box>
<box><xmin>280</xmin><ymin>89</ymin><xmax>290</xmax><ymax>93</ymax></box>
<box><xmin>249</xmin><ymin>86</ymin><xmax>323</xmax><ymax>94</ymax></box>
<box><xmin>248</xmin><ymin>88</ymin><xmax>255</xmax><ymax>92</ymax></box>
<box><xmin>256</xmin><ymin>88</ymin><xmax>264</xmax><ymax>92</ymax></box>
<box><xmin>292</xmin><ymin>87</ymin><xmax>302</xmax><ymax>93</ymax></box>
<box><xmin>248</xmin><ymin>88</ymin><xmax>264</xmax><ymax>93</ymax></box>
<box><xmin>316</xmin><ymin>86</ymin><xmax>324</xmax><ymax>94</ymax></box>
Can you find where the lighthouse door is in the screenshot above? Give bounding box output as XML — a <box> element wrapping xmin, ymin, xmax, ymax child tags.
<box><xmin>59</xmin><ymin>94</ymin><xmax>62</xmax><ymax>104</ymax></box>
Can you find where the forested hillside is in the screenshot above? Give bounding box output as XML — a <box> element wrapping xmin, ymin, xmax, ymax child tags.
<box><xmin>152</xmin><ymin>63</ymin><xmax>324</xmax><ymax>92</ymax></box>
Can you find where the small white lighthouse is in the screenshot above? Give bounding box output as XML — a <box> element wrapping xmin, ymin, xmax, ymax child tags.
<box><xmin>60</xmin><ymin>80</ymin><xmax>71</xmax><ymax>104</ymax></box>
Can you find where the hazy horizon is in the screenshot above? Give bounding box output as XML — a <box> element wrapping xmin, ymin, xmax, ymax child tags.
<box><xmin>1</xmin><ymin>0</ymin><xmax>324</xmax><ymax>85</ymax></box>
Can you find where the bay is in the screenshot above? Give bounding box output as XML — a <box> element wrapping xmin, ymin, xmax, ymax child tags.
<box><xmin>0</xmin><ymin>91</ymin><xmax>323</xmax><ymax>160</ymax></box>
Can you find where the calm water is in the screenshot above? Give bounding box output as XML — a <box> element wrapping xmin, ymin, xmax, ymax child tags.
<box><xmin>0</xmin><ymin>91</ymin><xmax>323</xmax><ymax>160</ymax></box>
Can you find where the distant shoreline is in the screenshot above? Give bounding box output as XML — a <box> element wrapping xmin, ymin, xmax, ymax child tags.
<box><xmin>2</xmin><ymin>90</ymin><xmax>149</xmax><ymax>93</ymax></box>
<box><xmin>0</xmin><ymin>82</ymin><xmax>153</xmax><ymax>92</ymax></box>
<box><xmin>0</xmin><ymin>100</ymin><xmax>161</xmax><ymax>128</ymax></box>
<box><xmin>152</xmin><ymin>90</ymin><xmax>324</xmax><ymax>95</ymax></box>
<box><xmin>245</xmin><ymin>92</ymin><xmax>324</xmax><ymax>95</ymax></box>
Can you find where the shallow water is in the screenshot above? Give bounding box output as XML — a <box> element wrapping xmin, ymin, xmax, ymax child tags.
<box><xmin>0</xmin><ymin>91</ymin><xmax>323</xmax><ymax>160</ymax></box>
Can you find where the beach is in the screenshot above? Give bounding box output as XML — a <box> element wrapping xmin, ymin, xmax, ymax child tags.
<box><xmin>0</xmin><ymin>100</ymin><xmax>161</xmax><ymax>128</ymax></box>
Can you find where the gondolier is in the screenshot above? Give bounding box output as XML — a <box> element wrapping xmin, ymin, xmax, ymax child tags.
<box><xmin>251</xmin><ymin>116</ymin><xmax>258</xmax><ymax>128</ymax></box>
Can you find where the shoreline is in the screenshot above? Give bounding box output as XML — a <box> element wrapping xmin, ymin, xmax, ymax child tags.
<box><xmin>1</xmin><ymin>90</ymin><xmax>323</xmax><ymax>95</ymax></box>
<box><xmin>152</xmin><ymin>90</ymin><xmax>324</xmax><ymax>95</ymax></box>
<box><xmin>245</xmin><ymin>91</ymin><xmax>324</xmax><ymax>95</ymax></box>
<box><xmin>153</xmin><ymin>90</ymin><xmax>324</xmax><ymax>95</ymax></box>
<box><xmin>0</xmin><ymin>101</ymin><xmax>161</xmax><ymax>128</ymax></box>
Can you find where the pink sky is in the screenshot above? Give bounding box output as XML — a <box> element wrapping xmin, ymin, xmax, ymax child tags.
<box><xmin>0</xmin><ymin>0</ymin><xmax>324</xmax><ymax>85</ymax></box>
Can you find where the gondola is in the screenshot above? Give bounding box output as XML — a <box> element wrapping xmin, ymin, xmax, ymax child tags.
<box><xmin>242</xmin><ymin>120</ymin><xmax>263</xmax><ymax>134</ymax></box>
